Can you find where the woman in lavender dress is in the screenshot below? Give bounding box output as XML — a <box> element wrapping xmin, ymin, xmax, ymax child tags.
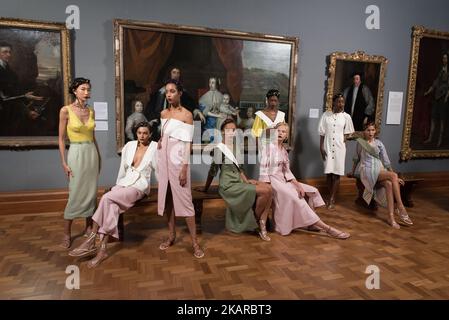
<box><xmin>350</xmin><ymin>121</ymin><xmax>413</xmax><ymax>229</ymax></box>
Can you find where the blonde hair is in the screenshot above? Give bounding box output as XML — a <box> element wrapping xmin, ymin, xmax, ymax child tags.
<box><xmin>274</xmin><ymin>122</ymin><xmax>289</xmax><ymax>142</ymax></box>
<box><xmin>275</xmin><ymin>122</ymin><xmax>289</xmax><ymax>130</ymax></box>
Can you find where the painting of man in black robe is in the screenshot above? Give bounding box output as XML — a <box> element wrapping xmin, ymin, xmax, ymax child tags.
<box><xmin>0</xmin><ymin>27</ymin><xmax>63</xmax><ymax>138</ymax></box>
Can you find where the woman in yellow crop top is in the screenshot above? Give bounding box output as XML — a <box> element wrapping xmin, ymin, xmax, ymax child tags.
<box><xmin>58</xmin><ymin>78</ymin><xmax>101</xmax><ymax>249</ymax></box>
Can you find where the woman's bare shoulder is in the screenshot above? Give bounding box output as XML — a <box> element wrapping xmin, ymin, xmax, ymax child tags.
<box><xmin>160</xmin><ymin>109</ymin><xmax>169</xmax><ymax>118</ymax></box>
<box><xmin>60</xmin><ymin>105</ymin><xmax>70</xmax><ymax>115</ymax></box>
<box><xmin>182</xmin><ymin>108</ymin><xmax>193</xmax><ymax>124</ymax></box>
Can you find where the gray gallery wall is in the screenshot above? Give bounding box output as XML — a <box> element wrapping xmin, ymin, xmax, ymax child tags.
<box><xmin>1</xmin><ymin>0</ymin><xmax>449</xmax><ymax>192</ymax></box>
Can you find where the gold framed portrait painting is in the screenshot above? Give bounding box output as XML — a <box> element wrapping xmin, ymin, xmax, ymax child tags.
<box><xmin>0</xmin><ymin>17</ymin><xmax>72</xmax><ymax>148</ymax></box>
<box><xmin>400</xmin><ymin>26</ymin><xmax>449</xmax><ymax>160</ymax></box>
<box><xmin>325</xmin><ymin>50</ymin><xmax>388</xmax><ymax>133</ymax></box>
<box><xmin>113</xmin><ymin>19</ymin><xmax>299</xmax><ymax>151</ymax></box>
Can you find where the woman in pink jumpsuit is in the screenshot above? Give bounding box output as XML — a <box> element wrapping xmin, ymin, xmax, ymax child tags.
<box><xmin>157</xmin><ymin>79</ymin><xmax>204</xmax><ymax>259</ymax></box>
<box><xmin>259</xmin><ymin>123</ymin><xmax>350</xmax><ymax>239</ymax></box>
<box><xmin>68</xmin><ymin>122</ymin><xmax>158</xmax><ymax>267</ymax></box>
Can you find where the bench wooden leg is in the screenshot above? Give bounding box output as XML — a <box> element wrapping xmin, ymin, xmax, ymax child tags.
<box><xmin>193</xmin><ymin>199</ymin><xmax>203</xmax><ymax>234</ymax></box>
<box><xmin>118</xmin><ymin>214</ymin><xmax>124</xmax><ymax>242</ymax></box>
<box><xmin>401</xmin><ymin>181</ymin><xmax>418</xmax><ymax>208</ymax></box>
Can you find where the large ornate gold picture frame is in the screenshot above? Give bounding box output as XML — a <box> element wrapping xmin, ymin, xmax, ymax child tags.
<box><xmin>114</xmin><ymin>19</ymin><xmax>299</xmax><ymax>152</ymax></box>
<box><xmin>400</xmin><ymin>26</ymin><xmax>449</xmax><ymax>161</ymax></box>
<box><xmin>0</xmin><ymin>17</ymin><xmax>72</xmax><ymax>148</ymax></box>
<box><xmin>325</xmin><ymin>51</ymin><xmax>388</xmax><ymax>133</ymax></box>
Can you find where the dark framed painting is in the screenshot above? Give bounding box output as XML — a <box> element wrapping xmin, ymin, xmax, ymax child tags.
<box><xmin>0</xmin><ymin>17</ymin><xmax>72</xmax><ymax>148</ymax></box>
<box><xmin>401</xmin><ymin>26</ymin><xmax>449</xmax><ymax>160</ymax></box>
<box><xmin>325</xmin><ymin>50</ymin><xmax>388</xmax><ymax>133</ymax></box>
<box><xmin>113</xmin><ymin>19</ymin><xmax>298</xmax><ymax>151</ymax></box>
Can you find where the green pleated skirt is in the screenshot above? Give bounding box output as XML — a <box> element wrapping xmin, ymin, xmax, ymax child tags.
<box><xmin>64</xmin><ymin>142</ymin><xmax>99</xmax><ymax>220</ymax></box>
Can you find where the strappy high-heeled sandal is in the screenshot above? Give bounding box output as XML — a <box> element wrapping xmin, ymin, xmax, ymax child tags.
<box><xmin>388</xmin><ymin>213</ymin><xmax>401</xmax><ymax>229</ymax></box>
<box><xmin>258</xmin><ymin>220</ymin><xmax>271</xmax><ymax>241</ymax></box>
<box><xmin>193</xmin><ymin>243</ymin><xmax>205</xmax><ymax>259</ymax></box>
<box><xmin>83</xmin><ymin>228</ymin><xmax>93</xmax><ymax>238</ymax></box>
<box><xmin>68</xmin><ymin>232</ymin><xmax>97</xmax><ymax>257</ymax></box>
<box><xmin>159</xmin><ymin>233</ymin><xmax>176</xmax><ymax>250</ymax></box>
<box><xmin>87</xmin><ymin>243</ymin><xmax>108</xmax><ymax>268</ymax></box>
<box><xmin>325</xmin><ymin>226</ymin><xmax>350</xmax><ymax>239</ymax></box>
<box><xmin>396</xmin><ymin>208</ymin><xmax>413</xmax><ymax>226</ymax></box>
<box><xmin>60</xmin><ymin>234</ymin><xmax>72</xmax><ymax>249</ymax></box>
<box><xmin>327</xmin><ymin>199</ymin><xmax>336</xmax><ymax>211</ymax></box>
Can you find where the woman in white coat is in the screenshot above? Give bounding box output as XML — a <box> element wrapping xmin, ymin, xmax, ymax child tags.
<box><xmin>69</xmin><ymin>121</ymin><xmax>158</xmax><ymax>267</ymax></box>
<box><xmin>319</xmin><ymin>94</ymin><xmax>354</xmax><ymax>209</ymax></box>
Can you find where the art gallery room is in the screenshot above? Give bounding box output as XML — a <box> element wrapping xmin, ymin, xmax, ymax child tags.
<box><xmin>0</xmin><ymin>0</ymin><xmax>449</xmax><ymax>302</ymax></box>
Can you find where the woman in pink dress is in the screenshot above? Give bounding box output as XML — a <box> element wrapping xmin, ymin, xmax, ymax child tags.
<box><xmin>157</xmin><ymin>79</ymin><xmax>204</xmax><ymax>259</ymax></box>
<box><xmin>259</xmin><ymin>123</ymin><xmax>350</xmax><ymax>239</ymax></box>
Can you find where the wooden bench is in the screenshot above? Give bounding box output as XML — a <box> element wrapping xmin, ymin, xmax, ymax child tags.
<box><xmin>397</xmin><ymin>174</ymin><xmax>424</xmax><ymax>207</ymax></box>
<box><xmin>116</xmin><ymin>185</ymin><xmax>222</xmax><ymax>241</ymax></box>
<box><xmin>353</xmin><ymin>173</ymin><xmax>424</xmax><ymax>210</ymax></box>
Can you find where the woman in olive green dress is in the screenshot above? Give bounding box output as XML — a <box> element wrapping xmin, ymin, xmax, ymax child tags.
<box><xmin>197</xmin><ymin>119</ymin><xmax>273</xmax><ymax>241</ymax></box>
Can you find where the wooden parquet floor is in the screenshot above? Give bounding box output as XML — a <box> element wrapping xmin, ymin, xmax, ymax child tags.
<box><xmin>0</xmin><ymin>187</ymin><xmax>448</xmax><ymax>300</ymax></box>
